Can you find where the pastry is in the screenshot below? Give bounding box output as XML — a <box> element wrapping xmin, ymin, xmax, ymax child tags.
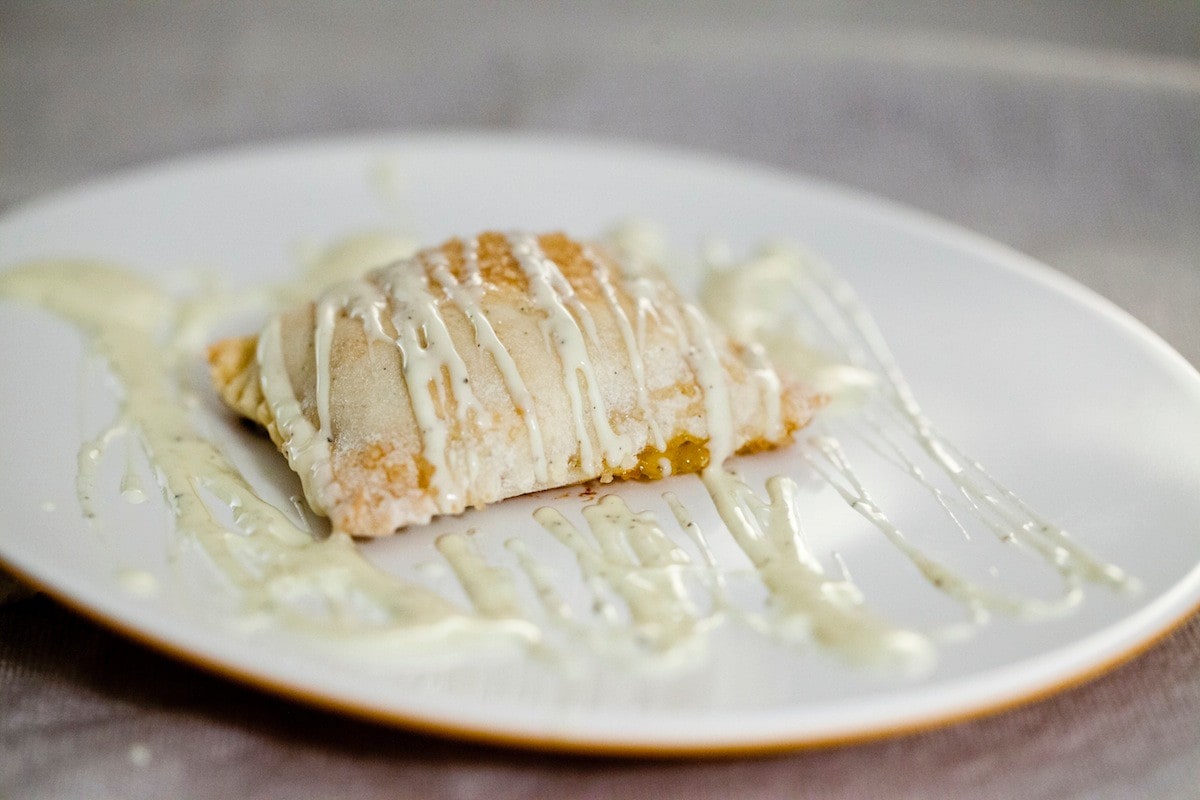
<box><xmin>208</xmin><ymin>231</ymin><xmax>815</xmax><ymax>536</ymax></box>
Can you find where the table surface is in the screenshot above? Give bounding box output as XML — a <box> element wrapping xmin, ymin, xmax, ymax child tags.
<box><xmin>2</xmin><ymin>3</ymin><xmax>1198</xmax><ymax>798</ymax></box>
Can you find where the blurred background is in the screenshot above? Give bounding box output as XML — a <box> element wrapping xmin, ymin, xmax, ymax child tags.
<box><xmin>2</xmin><ymin>3</ymin><xmax>1199</xmax><ymax>798</ymax></box>
<box><xmin>3</xmin><ymin>2</ymin><xmax>1199</xmax><ymax>363</ymax></box>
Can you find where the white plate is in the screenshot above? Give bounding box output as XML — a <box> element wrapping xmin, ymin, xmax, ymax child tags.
<box><xmin>2</xmin><ymin>134</ymin><xmax>1199</xmax><ymax>754</ymax></box>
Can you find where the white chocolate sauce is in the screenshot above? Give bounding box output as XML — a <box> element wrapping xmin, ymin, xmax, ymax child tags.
<box><xmin>698</xmin><ymin>241</ymin><xmax>1137</xmax><ymax>618</ymax></box>
<box><xmin>258</xmin><ymin>316</ymin><xmax>336</xmax><ymax>516</ymax></box>
<box><xmin>435</xmin><ymin>531</ymin><xmax>525</xmax><ymax>620</ymax></box>
<box><xmin>263</xmin><ymin>231</ymin><xmax>690</xmax><ymax>518</ymax></box>
<box><xmin>382</xmin><ymin>261</ymin><xmax>485</xmax><ymax>500</ymax></box>
<box><xmin>680</xmin><ymin>304</ymin><xmax>737</xmax><ymax>464</ymax></box>
<box><xmin>117</xmin><ymin>568</ymin><xmax>159</xmax><ymax>598</ymax></box>
<box><xmin>586</xmin><ymin>244</ymin><xmax>666</xmax><ymax>452</ymax></box>
<box><xmin>534</xmin><ymin>497</ymin><xmax>702</xmax><ymax>653</ymax></box>
<box><xmin>699</xmin><ymin>467</ymin><xmax>934</xmax><ymax>668</ymax></box>
<box><xmin>427</xmin><ymin>246</ymin><xmax>550</xmax><ymax>483</ymax></box>
<box><xmin>0</xmin><ymin>248</ymin><xmax>485</xmax><ymax>638</ymax></box>
<box><xmin>507</xmin><ymin>233</ymin><xmax>632</xmax><ymax>475</ymax></box>
<box><xmin>0</xmin><ymin>226</ymin><xmax>1136</xmax><ymax>673</ymax></box>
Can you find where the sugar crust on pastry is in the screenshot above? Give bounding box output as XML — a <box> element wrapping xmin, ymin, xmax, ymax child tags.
<box><xmin>208</xmin><ymin>231</ymin><xmax>816</xmax><ymax>537</ymax></box>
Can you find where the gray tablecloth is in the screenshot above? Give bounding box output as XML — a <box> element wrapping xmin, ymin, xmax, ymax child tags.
<box><xmin>2</xmin><ymin>4</ymin><xmax>1198</xmax><ymax>798</ymax></box>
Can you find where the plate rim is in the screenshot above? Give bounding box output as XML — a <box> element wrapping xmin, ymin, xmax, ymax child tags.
<box><xmin>2</xmin><ymin>130</ymin><xmax>1199</xmax><ymax>755</ymax></box>
<box><xmin>3</xmin><ymin>555</ymin><xmax>1196</xmax><ymax>757</ymax></box>
<box><xmin>6</xmin><ymin>128</ymin><xmax>1198</xmax><ymax>386</ymax></box>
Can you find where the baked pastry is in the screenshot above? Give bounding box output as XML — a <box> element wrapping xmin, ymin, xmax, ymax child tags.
<box><xmin>208</xmin><ymin>231</ymin><xmax>815</xmax><ymax>536</ymax></box>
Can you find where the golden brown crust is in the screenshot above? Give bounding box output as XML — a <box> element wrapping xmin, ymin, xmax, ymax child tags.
<box><xmin>537</xmin><ymin>232</ymin><xmax>602</xmax><ymax>300</ymax></box>
<box><xmin>206</xmin><ymin>335</ymin><xmax>280</xmax><ymax>445</ymax></box>
<box><xmin>475</xmin><ymin>231</ymin><xmax>527</xmax><ymax>292</ymax></box>
<box><xmin>439</xmin><ymin>237</ymin><xmax>468</xmax><ymax>284</ymax></box>
<box><xmin>209</xmin><ymin>231</ymin><xmax>816</xmax><ymax>536</ymax></box>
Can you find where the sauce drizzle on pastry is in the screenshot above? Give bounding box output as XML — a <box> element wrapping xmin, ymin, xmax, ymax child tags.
<box><xmin>252</xmin><ymin>231</ymin><xmax>802</xmax><ymax>534</ymax></box>
<box><xmin>426</xmin><ymin>246</ymin><xmax>550</xmax><ymax>483</ymax></box>
<box><xmin>0</xmin><ymin>228</ymin><xmax>1137</xmax><ymax>672</ymax></box>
